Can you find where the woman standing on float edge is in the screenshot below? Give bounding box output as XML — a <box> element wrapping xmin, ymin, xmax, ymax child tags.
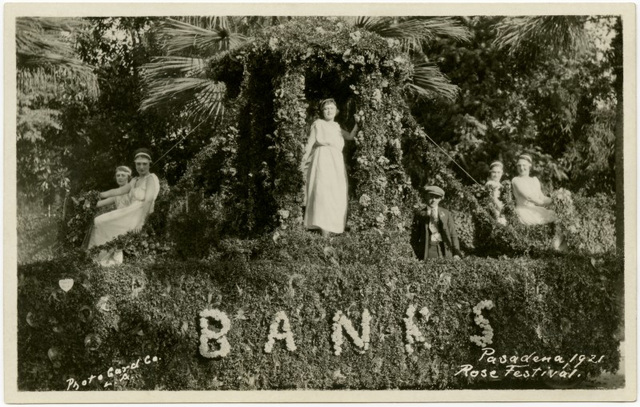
<box><xmin>301</xmin><ymin>99</ymin><xmax>360</xmax><ymax>237</ymax></box>
<box><xmin>87</xmin><ymin>148</ymin><xmax>160</xmax><ymax>266</ymax></box>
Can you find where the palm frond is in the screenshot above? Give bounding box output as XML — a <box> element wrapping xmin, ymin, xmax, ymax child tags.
<box><xmin>406</xmin><ymin>62</ymin><xmax>459</xmax><ymax>101</ymax></box>
<box><xmin>352</xmin><ymin>16</ymin><xmax>470</xmax><ymax>53</ymax></box>
<box><xmin>157</xmin><ymin>18</ymin><xmax>247</xmax><ymax>56</ymax></box>
<box><xmin>18</xmin><ymin>67</ymin><xmax>99</xmax><ymax>98</ymax></box>
<box><xmin>142</xmin><ymin>56</ymin><xmax>208</xmax><ymax>79</ymax></box>
<box><xmin>16</xmin><ymin>17</ymin><xmax>98</xmax><ymax>97</ymax></box>
<box><xmin>140</xmin><ymin>76</ymin><xmax>226</xmax><ymax>123</ymax></box>
<box><xmin>493</xmin><ymin>16</ymin><xmax>588</xmax><ymax>56</ymax></box>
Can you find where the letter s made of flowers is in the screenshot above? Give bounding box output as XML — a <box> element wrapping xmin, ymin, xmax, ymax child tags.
<box><xmin>199</xmin><ymin>309</ymin><xmax>231</xmax><ymax>358</ymax></box>
<box><xmin>469</xmin><ymin>300</ymin><xmax>494</xmax><ymax>347</ymax></box>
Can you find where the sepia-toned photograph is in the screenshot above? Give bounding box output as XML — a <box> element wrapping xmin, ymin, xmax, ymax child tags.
<box><xmin>4</xmin><ymin>2</ymin><xmax>636</xmax><ymax>403</ymax></box>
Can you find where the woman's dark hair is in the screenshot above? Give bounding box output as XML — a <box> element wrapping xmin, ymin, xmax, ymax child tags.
<box><xmin>134</xmin><ymin>148</ymin><xmax>153</xmax><ymax>162</ymax></box>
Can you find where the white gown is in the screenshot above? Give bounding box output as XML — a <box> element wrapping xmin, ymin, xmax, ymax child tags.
<box><xmin>88</xmin><ymin>174</ymin><xmax>160</xmax><ymax>266</ymax></box>
<box><xmin>302</xmin><ymin>119</ymin><xmax>348</xmax><ymax>234</ymax></box>
<box><xmin>511</xmin><ymin>176</ymin><xmax>557</xmax><ymax>225</ymax></box>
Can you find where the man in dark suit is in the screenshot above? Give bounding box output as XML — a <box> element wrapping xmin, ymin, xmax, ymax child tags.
<box><xmin>410</xmin><ymin>185</ymin><xmax>462</xmax><ymax>260</ymax></box>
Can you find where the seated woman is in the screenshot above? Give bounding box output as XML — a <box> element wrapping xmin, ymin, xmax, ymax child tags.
<box><xmin>96</xmin><ymin>166</ymin><xmax>133</xmax><ymax>210</ymax></box>
<box><xmin>87</xmin><ymin>149</ymin><xmax>160</xmax><ymax>266</ymax></box>
<box><xmin>485</xmin><ymin>161</ymin><xmax>507</xmax><ymax>225</ymax></box>
<box><xmin>511</xmin><ymin>154</ymin><xmax>557</xmax><ymax>225</ymax></box>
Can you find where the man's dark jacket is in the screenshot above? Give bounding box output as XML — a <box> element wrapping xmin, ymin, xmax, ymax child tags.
<box><xmin>410</xmin><ymin>206</ymin><xmax>462</xmax><ymax>260</ymax></box>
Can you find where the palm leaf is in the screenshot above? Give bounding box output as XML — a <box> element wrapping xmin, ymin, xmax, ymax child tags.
<box><xmin>142</xmin><ymin>56</ymin><xmax>208</xmax><ymax>78</ymax></box>
<box><xmin>156</xmin><ymin>18</ymin><xmax>247</xmax><ymax>56</ymax></box>
<box><xmin>140</xmin><ymin>76</ymin><xmax>226</xmax><ymax>122</ymax></box>
<box><xmin>406</xmin><ymin>62</ymin><xmax>459</xmax><ymax>101</ymax></box>
<box><xmin>493</xmin><ymin>16</ymin><xmax>588</xmax><ymax>57</ymax></box>
<box><xmin>352</xmin><ymin>16</ymin><xmax>470</xmax><ymax>52</ymax></box>
<box><xmin>16</xmin><ymin>17</ymin><xmax>98</xmax><ymax>97</ymax></box>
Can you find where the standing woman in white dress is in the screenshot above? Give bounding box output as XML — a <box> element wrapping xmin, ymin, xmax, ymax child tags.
<box><xmin>301</xmin><ymin>98</ymin><xmax>360</xmax><ymax>237</ymax></box>
<box><xmin>511</xmin><ymin>154</ymin><xmax>557</xmax><ymax>225</ymax></box>
<box><xmin>87</xmin><ymin>149</ymin><xmax>160</xmax><ymax>265</ymax></box>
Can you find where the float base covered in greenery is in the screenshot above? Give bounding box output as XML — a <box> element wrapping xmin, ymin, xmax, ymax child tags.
<box><xmin>18</xmin><ymin>229</ymin><xmax>622</xmax><ymax>391</ymax></box>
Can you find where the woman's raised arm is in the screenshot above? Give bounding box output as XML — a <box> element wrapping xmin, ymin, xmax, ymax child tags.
<box><xmin>96</xmin><ymin>197</ymin><xmax>116</xmax><ymax>208</ymax></box>
<box><xmin>343</xmin><ymin>115</ymin><xmax>360</xmax><ymax>141</ymax></box>
<box><xmin>100</xmin><ymin>183</ymin><xmax>132</xmax><ymax>199</ymax></box>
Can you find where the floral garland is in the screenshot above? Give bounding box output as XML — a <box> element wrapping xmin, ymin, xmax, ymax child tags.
<box><xmin>402</xmin><ymin>304</ymin><xmax>432</xmax><ymax>354</ymax></box>
<box><xmin>199</xmin><ymin>309</ymin><xmax>231</xmax><ymax>358</ymax></box>
<box><xmin>469</xmin><ymin>300</ymin><xmax>494</xmax><ymax>347</ymax></box>
<box><xmin>264</xmin><ymin>311</ymin><xmax>297</xmax><ymax>353</ymax></box>
<box><xmin>331</xmin><ymin>309</ymin><xmax>371</xmax><ymax>356</ymax></box>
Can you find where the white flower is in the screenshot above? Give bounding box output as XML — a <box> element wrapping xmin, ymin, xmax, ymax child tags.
<box><xmin>375</xmin><ymin>213</ymin><xmax>386</xmax><ymax>224</ymax></box>
<box><xmin>349</xmin><ymin>31</ymin><xmax>362</xmax><ymax>43</ymax></box>
<box><xmin>390</xmin><ymin>206</ymin><xmax>401</xmax><ymax>217</ymax></box>
<box><xmin>377</xmin><ymin>156</ymin><xmax>390</xmax><ymax>167</ymax></box>
<box><xmin>278</xmin><ymin>209</ymin><xmax>290</xmax><ymax>219</ymax></box>
<box><xmin>359</xmin><ymin>194</ymin><xmax>371</xmax><ymax>207</ymax></box>
<box><xmin>373</xmin><ymin>89</ymin><xmax>382</xmax><ymax>103</ymax></box>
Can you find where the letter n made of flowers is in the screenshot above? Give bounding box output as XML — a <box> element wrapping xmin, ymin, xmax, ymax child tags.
<box><xmin>331</xmin><ymin>309</ymin><xmax>371</xmax><ymax>356</ymax></box>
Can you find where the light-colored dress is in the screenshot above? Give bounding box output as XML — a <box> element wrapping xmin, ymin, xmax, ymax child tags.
<box><xmin>302</xmin><ymin>119</ymin><xmax>348</xmax><ymax>234</ymax></box>
<box><xmin>88</xmin><ymin>173</ymin><xmax>160</xmax><ymax>266</ymax></box>
<box><xmin>114</xmin><ymin>194</ymin><xmax>131</xmax><ymax>209</ymax></box>
<box><xmin>511</xmin><ymin>176</ymin><xmax>556</xmax><ymax>225</ymax></box>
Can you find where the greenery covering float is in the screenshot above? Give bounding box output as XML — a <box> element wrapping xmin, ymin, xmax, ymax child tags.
<box><xmin>18</xmin><ymin>229</ymin><xmax>621</xmax><ymax>390</ymax></box>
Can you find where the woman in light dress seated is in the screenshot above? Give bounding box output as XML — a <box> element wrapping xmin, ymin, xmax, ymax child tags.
<box><xmin>484</xmin><ymin>161</ymin><xmax>507</xmax><ymax>225</ymax></box>
<box><xmin>301</xmin><ymin>98</ymin><xmax>360</xmax><ymax>237</ymax></box>
<box><xmin>87</xmin><ymin>148</ymin><xmax>160</xmax><ymax>266</ymax></box>
<box><xmin>97</xmin><ymin>166</ymin><xmax>133</xmax><ymax>210</ymax></box>
<box><xmin>511</xmin><ymin>154</ymin><xmax>557</xmax><ymax>226</ymax></box>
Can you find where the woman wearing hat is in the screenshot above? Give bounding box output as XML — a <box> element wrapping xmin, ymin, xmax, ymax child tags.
<box><xmin>511</xmin><ymin>154</ymin><xmax>556</xmax><ymax>225</ymax></box>
<box><xmin>300</xmin><ymin>98</ymin><xmax>360</xmax><ymax>237</ymax></box>
<box><xmin>485</xmin><ymin>161</ymin><xmax>507</xmax><ymax>225</ymax></box>
<box><xmin>87</xmin><ymin>148</ymin><xmax>160</xmax><ymax>266</ymax></box>
<box><xmin>410</xmin><ymin>185</ymin><xmax>461</xmax><ymax>260</ymax></box>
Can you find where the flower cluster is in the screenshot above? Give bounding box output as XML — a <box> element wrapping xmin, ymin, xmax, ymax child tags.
<box><xmin>331</xmin><ymin>309</ymin><xmax>371</xmax><ymax>356</ymax></box>
<box><xmin>470</xmin><ymin>300</ymin><xmax>494</xmax><ymax>347</ymax></box>
<box><xmin>199</xmin><ymin>309</ymin><xmax>231</xmax><ymax>358</ymax></box>
<box><xmin>359</xmin><ymin>194</ymin><xmax>371</xmax><ymax>207</ymax></box>
<box><xmin>264</xmin><ymin>311</ymin><xmax>297</xmax><ymax>353</ymax></box>
<box><xmin>402</xmin><ymin>304</ymin><xmax>431</xmax><ymax>354</ymax></box>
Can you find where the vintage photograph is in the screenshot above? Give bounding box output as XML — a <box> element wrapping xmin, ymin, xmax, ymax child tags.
<box><xmin>5</xmin><ymin>2</ymin><xmax>636</xmax><ymax>403</ymax></box>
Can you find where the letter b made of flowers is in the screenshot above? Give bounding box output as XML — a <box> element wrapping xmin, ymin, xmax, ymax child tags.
<box><xmin>199</xmin><ymin>309</ymin><xmax>231</xmax><ymax>359</ymax></box>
